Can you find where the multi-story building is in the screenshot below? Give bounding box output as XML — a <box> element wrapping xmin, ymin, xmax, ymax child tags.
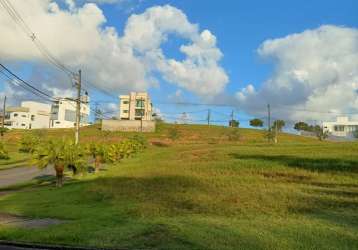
<box><xmin>50</xmin><ymin>96</ymin><xmax>90</xmax><ymax>128</ymax></box>
<box><xmin>5</xmin><ymin>101</ymin><xmax>51</xmax><ymax>129</ymax></box>
<box><xmin>119</xmin><ymin>92</ymin><xmax>152</xmax><ymax>121</ymax></box>
<box><xmin>323</xmin><ymin>116</ymin><xmax>358</xmax><ymax>138</ymax></box>
<box><xmin>4</xmin><ymin>96</ymin><xmax>90</xmax><ymax>130</ymax></box>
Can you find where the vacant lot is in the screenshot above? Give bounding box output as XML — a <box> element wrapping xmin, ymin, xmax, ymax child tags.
<box><xmin>0</xmin><ymin>124</ymin><xmax>357</xmax><ymax>249</ymax></box>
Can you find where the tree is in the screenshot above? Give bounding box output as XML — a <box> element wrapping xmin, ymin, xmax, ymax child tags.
<box><xmin>294</xmin><ymin>121</ymin><xmax>309</xmax><ymax>131</ymax></box>
<box><xmin>272</xmin><ymin>120</ymin><xmax>285</xmax><ymax>132</ymax></box>
<box><xmin>19</xmin><ymin>134</ymin><xmax>40</xmax><ymax>153</ymax></box>
<box><xmin>229</xmin><ymin>119</ymin><xmax>239</xmax><ymax>128</ymax></box>
<box><xmin>0</xmin><ymin>127</ymin><xmax>8</xmax><ymax>137</ymax></box>
<box><xmin>32</xmin><ymin>140</ymin><xmax>86</xmax><ymax>187</ymax></box>
<box><xmin>168</xmin><ymin>126</ymin><xmax>180</xmax><ymax>141</ymax></box>
<box><xmin>250</xmin><ymin>118</ymin><xmax>264</xmax><ymax>128</ymax></box>
<box><xmin>88</xmin><ymin>143</ymin><xmax>106</xmax><ymax>173</ymax></box>
<box><xmin>314</xmin><ymin>126</ymin><xmax>329</xmax><ymax>141</ymax></box>
<box><xmin>0</xmin><ymin>142</ymin><xmax>9</xmax><ymax>159</ymax></box>
<box><xmin>32</xmin><ymin>140</ymin><xmax>66</xmax><ymax>187</ymax></box>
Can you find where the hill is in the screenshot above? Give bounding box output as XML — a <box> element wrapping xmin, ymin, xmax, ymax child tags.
<box><xmin>0</xmin><ymin>124</ymin><xmax>357</xmax><ymax>249</ymax></box>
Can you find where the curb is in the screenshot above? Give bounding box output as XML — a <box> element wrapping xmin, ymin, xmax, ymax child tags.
<box><xmin>0</xmin><ymin>240</ymin><xmax>138</xmax><ymax>250</ymax></box>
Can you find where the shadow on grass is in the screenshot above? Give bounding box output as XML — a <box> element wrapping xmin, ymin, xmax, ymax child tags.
<box><xmin>229</xmin><ymin>153</ymin><xmax>358</xmax><ymax>173</ymax></box>
<box><xmin>1</xmin><ymin>173</ymin><xmax>358</xmax><ymax>249</ymax></box>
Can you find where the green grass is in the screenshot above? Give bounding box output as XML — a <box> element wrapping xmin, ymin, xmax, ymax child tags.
<box><xmin>0</xmin><ymin>124</ymin><xmax>357</xmax><ymax>249</ymax></box>
<box><xmin>0</xmin><ymin>152</ymin><xmax>30</xmax><ymax>170</ymax></box>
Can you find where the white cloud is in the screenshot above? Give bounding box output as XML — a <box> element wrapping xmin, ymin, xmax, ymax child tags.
<box><xmin>236</xmin><ymin>25</ymin><xmax>358</xmax><ymax>122</ymax></box>
<box><xmin>0</xmin><ymin>1</ymin><xmax>228</xmax><ymax>99</ymax></box>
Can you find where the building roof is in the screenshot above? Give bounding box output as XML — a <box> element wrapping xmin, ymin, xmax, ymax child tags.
<box><xmin>6</xmin><ymin>106</ymin><xmax>29</xmax><ymax>112</ymax></box>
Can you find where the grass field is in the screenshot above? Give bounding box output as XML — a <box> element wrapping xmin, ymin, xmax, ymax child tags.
<box><xmin>0</xmin><ymin>124</ymin><xmax>357</xmax><ymax>249</ymax></box>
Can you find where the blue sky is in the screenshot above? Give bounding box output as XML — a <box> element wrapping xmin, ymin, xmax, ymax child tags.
<box><xmin>1</xmin><ymin>0</ymin><xmax>358</xmax><ymax>127</ymax></box>
<box><xmin>104</xmin><ymin>0</ymin><xmax>358</xmax><ymax>125</ymax></box>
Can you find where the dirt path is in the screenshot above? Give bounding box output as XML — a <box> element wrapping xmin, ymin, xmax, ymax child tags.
<box><xmin>0</xmin><ymin>166</ymin><xmax>54</xmax><ymax>188</ymax></box>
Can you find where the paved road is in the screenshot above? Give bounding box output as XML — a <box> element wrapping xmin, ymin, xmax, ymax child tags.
<box><xmin>0</xmin><ymin>166</ymin><xmax>54</xmax><ymax>188</ymax></box>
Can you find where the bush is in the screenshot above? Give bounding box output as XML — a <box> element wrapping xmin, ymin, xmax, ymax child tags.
<box><xmin>0</xmin><ymin>142</ymin><xmax>9</xmax><ymax>159</ymax></box>
<box><xmin>131</xmin><ymin>134</ymin><xmax>148</xmax><ymax>149</ymax></box>
<box><xmin>227</xmin><ymin>129</ymin><xmax>241</xmax><ymax>141</ymax></box>
<box><xmin>19</xmin><ymin>134</ymin><xmax>40</xmax><ymax>153</ymax></box>
<box><xmin>168</xmin><ymin>127</ymin><xmax>180</xmax><ymax>141</ymax></box>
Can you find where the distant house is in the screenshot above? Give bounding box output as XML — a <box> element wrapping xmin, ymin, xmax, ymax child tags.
<box><xmin>119</xmin><ymin>92</ymin><xmax>153</xmax><ymax>121</ymax></box>
<box><xmin>102</xmin><ymin>92</ymin><xmax>155</xmax><ymax>132</ymax></box>
<box><xmin>323</xmin><ymin>116</ymin><xmax>358</xmax><ymax>138</ymax></box>
<box><xmin>4</xmin><ymin>96</ymin><xmax>90</xmax><ymax>130</ymax></box>
<box><xmin>5</xmin><ymin>101</ymin><xmax>51</xmax><ymax>129</ymax></box>
<box><xmin>50</xmin><ymin>96</ymin><xmax>90</xmax><ymax>128</ymax></box>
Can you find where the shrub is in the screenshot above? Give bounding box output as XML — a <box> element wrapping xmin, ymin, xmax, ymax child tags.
<box><xmin>227</xmin><ymin>129</ymin><xmax>241</xmax><ymax>141</ymax></box>
<box><xmin>19</xmin><ymin>134</ymin><xmax>40</xmax><ymax>153</ymax></box>
<box><xmin>168</xmin><ymin>127</ymin><xmax>180</xmax><ymax>141</ymax></box>
<box><xmin>131</xmin><ymin>134</ymin><xmax>148</xmax><ymax>149</ymax></box>
<box><xmin>0</xmin><ymin>142</ymin><xmax>9</xmax><ymax>159</ymax></box>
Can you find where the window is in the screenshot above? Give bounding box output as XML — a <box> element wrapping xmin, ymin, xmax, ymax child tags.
<box><xmin>31</xmin><ymin>115</ymin><xmax>35</xmax><ymax>121</ymax></box>
<box><xmin>123</xmin><ymin>110</ymin><xmax>129</xmax><ymax>113</ymax></box>
<box><xmin>56</xmin><ymin>121</ymin><xmax>61</xmax><ymax>124</ymax></box>
<box><xmin>21</xmin><ymin>123</ymin><xmax>26</xmax><ymax>126</ymax></box>
<box><xmin>14</xmin><ymin>113</ymin><xmax>18</xmax><ymax>117</ymax></box>
<box><xmin>22</xmin><ymin>114</ymin><xmax>27</xmax><ymax>118</ymax></box>
<box><xmin>136</xmin><ymin>99</ymin><xmax>145</xmax><ymax>108</ymax></box>
<box><xmin>65</xmin><ymin>109</ymin><xmax>76</xmax><ymax>122</ymax></box>
<box><xmin>135</xmin><ymin>109</ymin><xmax>144</xmax><ymax>117</ymax></box>
<box><xmin>123</xmin><ymin>100</ymin><xmax>129</xmax><ymax>104</ymax></box>
<box><xmin>334</xmin><ymin>125</ymin><xmax>345</xmax><ymax>132</ymax></box>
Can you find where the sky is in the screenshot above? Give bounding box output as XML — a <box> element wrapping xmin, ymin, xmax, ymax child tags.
<box><xmin>0</xmin><ymin>0</ymin><xmax>357</xmax><ymax>128</ymax></box>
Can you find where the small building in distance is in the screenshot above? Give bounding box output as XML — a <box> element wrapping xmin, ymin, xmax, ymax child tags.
<box><xmin>102</xmin><ymin>92</ymin><xmax>155</xmax><ymax>132</ymax></box>
<box><xmin>323</xmin><ymin>116</ymin><xmax>358</xmax><ymax>138</ymax></box>
<box><xmin>5</xmin><ymin>101</ymin><xmax>51</xmax><ymax>129</ymax></box>
<box><xmin>50</xmin><ymin>96</ymin><xmax>90</xmax><ymax>128</ymax></box>
<box><xmin>119</xmin><ymin>92</ymin><xmax>153</xmax><ymax>121</ymax></box>
<box><xmin>4</xmin><ymin>96</ymin><xmax>90</xmax><ymax>130</ymax></box>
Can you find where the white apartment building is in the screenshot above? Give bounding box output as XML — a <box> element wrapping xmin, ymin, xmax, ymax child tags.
<box><xmin>4</xmin><ymin>96</ymin><xmax>90</xmax><ymax>130</ymax></box>
<box><xmin>323</xmin><ymin>116</ymin><xmax>358</xmax><ymax>137</ymax></box>
<box><xmin>119</xmin><ymin>92</ymin><xmax>153</xmax><ymax>121</ymax></box>
<box><xmin>50</xmin><ymin>96</ymin><xmax>90</xmax><ymax>128</ymax></box>
<box><xmin>5</xmin><ymin>101</ymin><xmax>51</xmax><ymax>129</ymax></box>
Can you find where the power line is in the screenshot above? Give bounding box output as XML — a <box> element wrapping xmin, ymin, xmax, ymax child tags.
<box><xmin>0</xmin><ymin>63</ymin><xmax>56</xmax><ymax>102</ymax></box>
<box><xmin>0</xmin><ymin>0</ymin><xmax>74</xmax><ymax>77</ymax></box>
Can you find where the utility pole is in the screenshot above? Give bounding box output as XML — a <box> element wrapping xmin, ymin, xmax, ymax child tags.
<box><xmin>274</xmin><ymin>119</ymin><xmax>278</xmax><ymax>144</ymax></box>
<box><xmin>230</xmin><ymin>110</ymin><xmax>234</xmax><ymax>127</ymax></box>
<box><xmin>1</xmin><ymin>96</ymin><xmax>6</xmax><ymax>137</ymax></box>
<box><xmin>75</xmin><ymin>70</ymin><xmax>81</xmax><ymax>145</ymax></box>
<box><xmin>207</xmin><ymin>109</ymin><xmax>211</xmax><ymax>125</ymax></box>
<box><xmin>267</xmin><ymin>104</ymin><xmax>271</xmax><ymax>142</ymax></box>
<box><xmin>140</xmin><ymin>97</ymin><xmax>144</xmax><ymax>132</ymax></box>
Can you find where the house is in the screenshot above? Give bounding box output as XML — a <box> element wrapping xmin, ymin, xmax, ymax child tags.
<box><xmin>5</xmin><ymin>101</ymin><xmax>51</xmax><ymax>129</ymax></box>
<box><xmin>50</xmin><ymin>96</ymin><xmax>90</xmax><ymax>128</ymax></box>
<box><xmin>102</xmin><ymin>92</ymin><xmax>155</xmax><ymax>132</ymax></box>
<box><xmin>323</xmin><ymin>116</ymin><xmax>358</xmax><ymax>137</ymax></box>
<box><xmin>119</xmin><ymin>92</ymin><xmax>153</xmax><ymax>121</ymax></box>
<box><xmin>4</xmin><ymin>96</ymin><xmax>90</xmax><ymax>130</ymax></box>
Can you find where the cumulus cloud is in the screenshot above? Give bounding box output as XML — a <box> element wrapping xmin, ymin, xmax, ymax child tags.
<box><xmin>0</xmin><ymin>1</ymin><xmax>228</xmax><ymax>99</ymax></box>
<box><xmin>236</xmin><ymin>25</ymin><xmax>358</xmax><ymax>122</ymax></box>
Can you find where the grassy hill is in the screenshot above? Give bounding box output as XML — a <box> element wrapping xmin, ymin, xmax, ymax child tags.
<box><xmin>0</xmin><ymin>124</ymin><xmax>357</xmax><ymax>249</ymax></box>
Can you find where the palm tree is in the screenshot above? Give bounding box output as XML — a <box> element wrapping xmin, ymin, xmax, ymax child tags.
<box><xmin>33</xmin><ymin>140</ymin><xmax>66</xmax><ymax>187</ymax></box>
<box><xmin>88</xmin><ymin>143</ymin><xmax>106</xmax><ymax>172</ymax></box>
<box><xmin>63</xmin><ymin>141</ymin><xmax>87</xmax><ymax>176</ymax></box>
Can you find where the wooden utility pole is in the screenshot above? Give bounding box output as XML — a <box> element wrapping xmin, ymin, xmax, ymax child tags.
<box><xmin>274</xmin><ymin>119</ymin><xmax>278</xmax><ymax>143</ymax></box>
<box><xmin>231</xmin><ymin>110</ymin><xmax>234</xmax><ymax>127</ymax></box>
<box><xmin>75</xmin><ymin>70</ymin><xmax>81</xmax><ymax>145</ymax></box>
<box><xmin>207</xmin><ymin>109</ymin><xmax>211</xmax><ymax>125</ymax></box>
<box><xmin>267</xmin><ymin>104</ymin><xmax>271</xmax><ymax>142</ymax></box>
<box><xmin>140</xmin><ymin>97</ymin><xmax>144</xmax><ymax>132</ymax></box>
<box><xmin>1</xmin><ymin>96</ymin><xmax>6</xmax><ymax>137</ymax></box>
